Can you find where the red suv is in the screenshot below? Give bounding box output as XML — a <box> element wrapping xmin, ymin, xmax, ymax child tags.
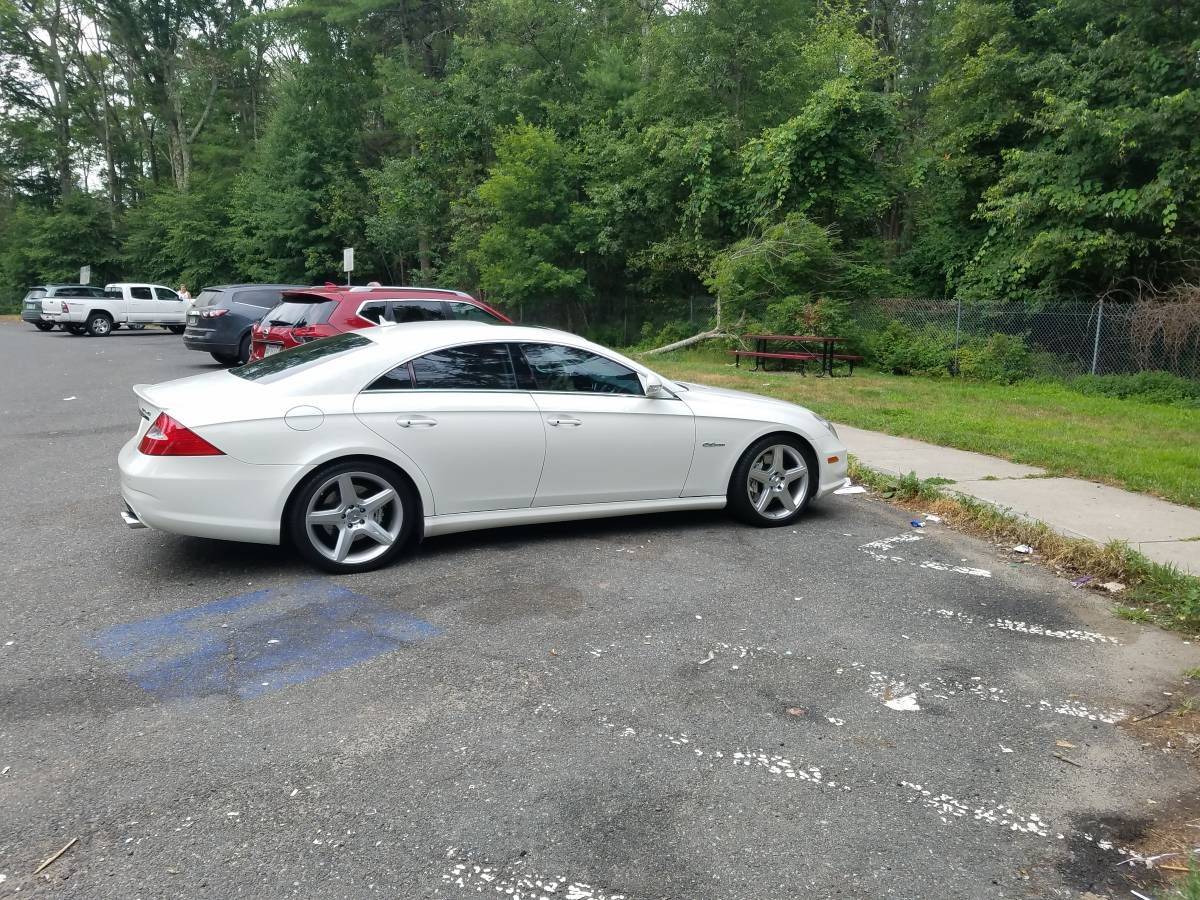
<box><xmin>248</xmin><ymin>287</ymin><xmax>511</xmax><ymax>361</ymax></box>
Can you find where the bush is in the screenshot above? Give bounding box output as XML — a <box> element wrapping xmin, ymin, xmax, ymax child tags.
<box><xmin>1069</xmin><ymin>371</ymin><xmax>1200</xmax><ymax>407</ymax></box>
<box><xmin>957</xmin><ymin>333</ymin><xmax>1032</xmax><ymax>384</ymax></box>
<box><xmin>867</xmin><ymin>321</ymin><xmax>955</xmax><ymax>376</ymax></box>
<box><xmin>765</xmin><ymin>295</ymin><xmax>863</xmax><ymax>352</ymax></box>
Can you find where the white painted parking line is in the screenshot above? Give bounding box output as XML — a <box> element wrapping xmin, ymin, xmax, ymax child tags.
<box><xmin>927</xmin><ymin>608</ymin><xmax>1121</xmax><ymax>644</ymax></box>
<box><xmin>859</xmin><ymin>533</ymin><xmax>991</xmax><ymax>577</ymax></box>
<box><xmin>441</xmin><ymin>852</ymin><xmax>628</xmax><ymax>899</ymax></box>
<box><xmin>704</xmin><ymin>645</ymin><xmax>1128</xmax><ymax>723</ymax></box>
<box><xmin>899</xmin><ymin>781</ymin><xmax>1049</xmax><ymax>836</ymax></box>
<box><xmin>600</xmin><ymin>719</ymin><xmax>854</xmax><ymax>792</ymax></box>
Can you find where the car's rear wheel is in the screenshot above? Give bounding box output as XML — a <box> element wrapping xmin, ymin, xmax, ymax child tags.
<box><xmin>287</xmin><ymin>461</ymin><xmax>417</xmax><ymax>573</ymax></box>
<box><xmin>236</xmin><ymin>332</ymin><xmax>251</xmax><ymax>365</ymax></box>
<box><xmin>210</xmin><ymin>351</ymin><xmax>238</xmax><ymax>366</ymax></box>
<box><xmin>34</xmin><ymin>322</ymin><xmax>54</xmax><ymax>332</ymax></box>
<box><xmin>727</xmin><ymin>435</ymin><xmax>815</xmax><ymax>527</ymax></box>
<box><xmin>86</xmin><ymin>312</ymin><xmax>113</xmax><ymax>336</ymax></box>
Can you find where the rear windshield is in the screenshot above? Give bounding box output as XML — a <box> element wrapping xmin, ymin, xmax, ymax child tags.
<box><xmin>23</xmin><ymin>289</ymin><xmax>46</xmax><ymax>300</ymax></box>
<box><xmin>232</xmin><ymin>332</ymin><xmax>372</xmax><ymax>383</ymax></box>
<box><xmin>263</xmin><ymin>299</ymin><xmax>338</xmax><ymax>327</ymax></box>
<box><xmin>192</xmin><ymin>289</ymin><xmax>223</xmax><ymax>309</ymax></box>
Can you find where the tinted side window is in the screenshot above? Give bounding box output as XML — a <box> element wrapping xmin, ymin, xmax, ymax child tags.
<box><xmin>410</xmin><ymin>343</ymin><xmax>517</xmax><ymax>390</ymax></box>
<box><xmin>393</xmin><ymin>300</ymin><xmax>448</xmax><ymax>323</ymax></box>
<box><xmin>448</xmin><ymin>301</ymin><xmax>501</xmax><ymax>323</ymax></box>
<box><xmin>520</xmin><ymin>344</ymin><xmax>644</xmax><ymax>396</ymax></box>
<box><xmin>365</xmin><ymin>362</ymin><xmax>414</xmax><ymax>391</ymax></box>
<box><xmin>233</xmin><ymin>333</ymin><xmax>371</xmax><ymax>383</ymax></box>
<box><xmin>84</xmin><ymin>286</ymin><xmax>106</xmax><ymax>297</ymax></box>
<box><xmin>129</xmin><ymin>287</ymin><xmax>153</xmax><ymax>300</ymax></box>
<box><xmin>155</xmin><ymin>287</ymin><xmax>180</xmax><ymax>301</ymax></box>
<box><xmin>235</xmin><ymin>290</ymin><xmax>280</xmax><ymax>309</ymax></box>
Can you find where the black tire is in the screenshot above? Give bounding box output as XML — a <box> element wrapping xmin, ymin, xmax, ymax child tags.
<box><xmin>167</xmin><ymin>324</ymin><xmax>185</xmax><ymax>335</ymax></box>
<box><xmin>33</xmin><ymin>322</ymin><xmax>54</xmax><ymax>332</ymax></box>
<box><xmin>66</xmin><ymin>324</ymin><xmax>86</xmax><ymax>335</ymax></box>
<box><xmin>86</xmin><ymin>312</ymin><xmax>113</xmax><ymax>336</ymax></box>
<box><xmin>726</xmin><ymin>434</ymin><xmax>817</xmax><ymax>527</ymax></box>
<box><xmin>235</xmin><ymin>331</ymin><xmax>251</xmax><ymax>365</ymax></box>
<box><xmin>211</xmin><ymin>351</ymin><xmax>239</xmax><ymax>366</ymax></box>
<box><xmin>286</xmin><ymin>459</ymin><xmax>418</xmax><ymax>574</ymax></box>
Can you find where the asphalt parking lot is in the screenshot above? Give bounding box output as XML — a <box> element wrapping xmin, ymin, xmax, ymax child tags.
<box><xmin>2</xmin><ymin>320</ymin><xmax>1199</xmax><ymax>899</ymax></box>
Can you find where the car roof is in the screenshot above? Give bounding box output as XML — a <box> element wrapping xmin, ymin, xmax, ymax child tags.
<box><xmin>281</xmin><ymin>287</ymin><xmax>476</xmax><ymax>302</ymax></box>
<box><xmin>105</xmin><ymin>282</ymin><xmax>175</xmax><ymax>290</ymax></box>
<box><xmin>360</xmin><ymin>320</ymin><xmax>607</xmax><ymax>352</ymax></box>
<box><xmin>201</xmin><ymin>284</ymin><xmax>308</xmax><ymax>292</ymax></box>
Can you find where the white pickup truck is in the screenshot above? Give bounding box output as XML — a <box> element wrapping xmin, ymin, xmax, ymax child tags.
<box><xmin>51</xmin><ymin>282</ymin><xmax>190</xmax><ymax>336</ymax></box>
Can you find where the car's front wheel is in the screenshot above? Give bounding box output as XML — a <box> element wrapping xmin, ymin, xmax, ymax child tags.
<box><xmin>286</xmin><ymin>460</ymin><xmax>418</xmax><ymax>573</ymax></box>
<box><xmin>727</xmin><ymin>435</ymin><xmax>816</xmax><ymax>527</ymax></box>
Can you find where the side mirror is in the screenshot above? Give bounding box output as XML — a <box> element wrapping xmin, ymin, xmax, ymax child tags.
<box><xmin>644</xmin><ymin>373</ymin><xmax>669</xmax><ymax>398</ymax></box>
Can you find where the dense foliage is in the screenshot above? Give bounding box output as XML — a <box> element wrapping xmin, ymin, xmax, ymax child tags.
<box><xmin>2</xmin><ymin>0</ymin><xmax>1199</xmax><ymax>340</ymax></box>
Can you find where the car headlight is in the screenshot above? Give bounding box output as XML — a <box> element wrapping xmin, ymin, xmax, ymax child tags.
<box><xmin>814</xmin><ymin>415</ymin><xmax>838</xmax><ymax>440</ymax></box>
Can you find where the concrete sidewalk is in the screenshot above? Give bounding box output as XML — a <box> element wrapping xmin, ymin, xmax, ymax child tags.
<box><xmin>838</xmin><ymin>424</ymin><xmax>1200</xmax><ymax>575</ymax></box>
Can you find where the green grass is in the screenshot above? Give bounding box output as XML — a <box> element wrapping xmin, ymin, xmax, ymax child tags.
<box><xmin>648</xmin><ymin>349</ymin><xmax>1200</xmax><ymax>508</ymax></box>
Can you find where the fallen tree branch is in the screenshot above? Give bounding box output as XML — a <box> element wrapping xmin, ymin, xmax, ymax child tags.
<box><xmin>640</xmin><ymin>328</ymin><xmax>734</xmax><ymax>356</ymax></box>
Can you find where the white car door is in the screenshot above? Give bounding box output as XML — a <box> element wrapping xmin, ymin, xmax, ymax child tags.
<box><xmin>153</xmin><ymin>286</ymin><xmax>185</xmax><ymax>322</ymax></box>
<box><xmin>353</xmin><ymin>341</ymin><xmax>546</xmax><ymax>516</ymax></box>
<box><xmin>126</xmin><ymin>285</ymin><xmax>157</xmax><ymax>322</ymax></box>
<box><xmin>519</xmin><ymin>342</ymin><xmax>696</xmax><ymax>507</ymax></box>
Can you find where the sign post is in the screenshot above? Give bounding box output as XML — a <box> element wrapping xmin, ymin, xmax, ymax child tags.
<box><xmin>79</xmin><ymin>265</ymin><xmax>91</xmax><ymax>285</ymax></box>
<box><xmin>342</xmin><ymin>248</ymin><xmax>354</xmax><ymax>287</ymax></box>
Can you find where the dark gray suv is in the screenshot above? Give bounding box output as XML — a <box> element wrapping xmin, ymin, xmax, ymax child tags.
<box><xmin>21</xmin><ymin>284</ymin><xmax>107</xmax><ymax>331</ymax></box>
<box><xmin>183</xmin><ymin>284</ymin><xmax>305</xmax><ymax>365</ymax></box>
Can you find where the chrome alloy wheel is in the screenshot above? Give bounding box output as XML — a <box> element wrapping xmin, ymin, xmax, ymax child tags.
<box><xmin>304</xmin><ymin>471</ymin><xmax>403</xmax><ymax>565</ymax></box>
<box><xmin>745</xmin><ymin>444</ymin><xmax>809</xmax><ymax>520</ymax></box>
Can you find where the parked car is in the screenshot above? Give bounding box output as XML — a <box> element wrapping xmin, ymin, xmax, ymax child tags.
<box><xmin>20</xmin><ymin>285</ymin><xmax>108</xmax><ymax>331</ymax></box>
<box><xmin>118</xmin><ymin>321</ymin><xmax>848</xmax><ymax>574</ymax></box>
<box><xmin>51</xmin><ymin>283</ymin><xmax>189</xmax><ymax>336</ymax></box>
<box><xmin>183</xmin><ymin>284</ymin><xmax>305</xmax><ymax>365</ymax></box>
<box><xmin>247</xmin><ymin>287</ymin><xmax>511</xmax><ymax>361</ymax></box>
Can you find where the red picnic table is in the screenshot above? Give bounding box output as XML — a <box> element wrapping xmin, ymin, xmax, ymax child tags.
<box><xmin>730</xmin><ymin>334</ymin><xmax>862</xmax><ymax>376</ymax></box>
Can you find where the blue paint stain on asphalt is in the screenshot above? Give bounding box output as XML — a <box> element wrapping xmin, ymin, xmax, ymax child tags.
<box><xmin>89</xmin><ymin>582</ymin><xmax>442</xmax><ymax>701</ymax></box>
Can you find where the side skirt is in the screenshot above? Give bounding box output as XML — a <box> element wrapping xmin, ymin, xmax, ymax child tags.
<box><xmin>422</xmin><ymin>496</ymin><xmax>727</xmax><ymax>538</ymax></box>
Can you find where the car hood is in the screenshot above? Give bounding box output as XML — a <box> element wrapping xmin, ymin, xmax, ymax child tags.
<box><xmin>675</xmin><ymin>380</ymin><xmax>804</xmax><ymax>410</ymax></box>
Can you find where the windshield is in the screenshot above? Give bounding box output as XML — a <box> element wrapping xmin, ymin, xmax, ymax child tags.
<box><xmin>263</xmin><ymin>299</ymin><xmax>338</xmax><ymax>327</ymax></box>
<box><xmin>23</xmin><ymin>289</ymin><xmax>46</xmax><ymax>301</ymax></box>
<box><xmin>232</xmin><ymin>332</ymin><xmax>371</xmax><ymax>383</ymax></box>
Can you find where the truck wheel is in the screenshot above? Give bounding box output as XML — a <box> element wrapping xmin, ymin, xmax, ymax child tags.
<box><xmin>167</xmin><ymin>325</ymin><xmax>185</xmax><ymax>335</ymax></box>
<box><xmin>34</xmin><ymin>322</ymin><xmax>54</xmax><ymax>332</ymax></box>
<box><xmin>86</xmin><ymin>313</ymin><xmax>114</xmax><ymax>336</ymax></box>
<box><xmin>66</xmin><ymin>324</ymin><xmax>86</xmax><ymax>335</ymax></box>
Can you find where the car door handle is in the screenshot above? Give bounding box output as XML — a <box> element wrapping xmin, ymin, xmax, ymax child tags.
<box><xmin>546</xmin><ymin>416</ymin><xmax>582</xmax><ymax>427</ymax></box>
<box><xmin>396</xmin><ymin>415</ymin><xmax>438</xmax><ymax>428</ymax></box>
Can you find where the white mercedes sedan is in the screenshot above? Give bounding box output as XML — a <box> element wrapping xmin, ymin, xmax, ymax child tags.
<box><xmin>119</xmin><ymin>322</ymin><xmax>848</xmax><ymax>573</ymax></box>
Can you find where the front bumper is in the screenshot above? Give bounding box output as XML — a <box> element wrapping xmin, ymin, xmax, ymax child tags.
<box><xmin>813</xmin><ymin>444</ymin><xmax>850</xmax><ymax>500</ymax></box>
<box><xmin>118</xmin><ymin>437</ymin><xmax>304</xmax><ymax>545</ymax></box>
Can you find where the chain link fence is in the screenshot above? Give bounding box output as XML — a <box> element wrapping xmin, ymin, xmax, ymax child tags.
<box><xmin>862</xmin><ymin>298</ymin><xmax>1200</xmax><ymax>380</ymax></box>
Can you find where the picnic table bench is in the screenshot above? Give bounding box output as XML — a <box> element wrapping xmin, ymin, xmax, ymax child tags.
<box><xmin>730</xmin><ymin>334</ymin><xmax>863</xmax><ymax>376</ymax></box>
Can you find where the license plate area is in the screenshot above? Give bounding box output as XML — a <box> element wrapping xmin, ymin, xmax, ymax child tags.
<box><xmin>264</xmin><ymin>343</ymin><xmax>283</xmax><ymax>357</ymax></box>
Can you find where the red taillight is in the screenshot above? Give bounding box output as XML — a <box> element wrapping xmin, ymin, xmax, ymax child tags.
<box><xmin>61</xmin><ymin>301</ymin><xmax>69</xmax><ymax>313</ymax></box>
<box><xmin>199</xmin><ymin>308</ymin><xmax>229</xmax><ymax>318</ymax></box>
<box><xmin>291</xmin><ymin>325</ymin><xmax>327</xmax><ymax>343</ymax></box>
<box><xmin>137</xmin><ymin>413</ymin><xmax>224</xmax><ymax>456</ymax></box>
